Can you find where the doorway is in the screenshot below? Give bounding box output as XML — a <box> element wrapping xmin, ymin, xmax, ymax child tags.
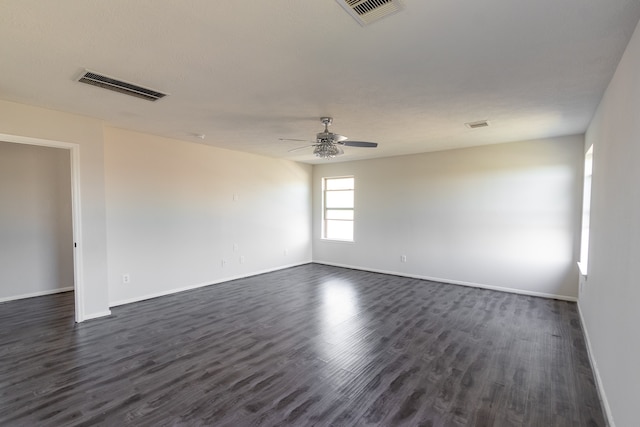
<box><xmin>0</xmin><ymin>133</ymin><xmax>85</xmax><ymax>322</ymax></box>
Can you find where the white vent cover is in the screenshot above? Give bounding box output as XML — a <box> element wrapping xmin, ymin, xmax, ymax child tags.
<box><xmin>336</xmin><ymin>0</ymin><xmax>403</xmax><ymax>26</ymax></box>
<box><xmin>76</xmin><ymin>69</ymin><xmax>167</xmax><ymax>101</ymax></box>
<box><xmin>465</xmin><ymin>120</ymin><xmax>490</xmax><ymax>129</ymax></box>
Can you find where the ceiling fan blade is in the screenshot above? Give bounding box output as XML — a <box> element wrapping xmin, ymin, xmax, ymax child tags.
<box><xmin>287</xmin><ymin>145</ymin><xmax>316</xmax><ymax>153</ymax></box>
<box><xmin>279</xmin><ymin>138</ymin><xmax>313</xmax><ymax>142</ymax></box>
<box><xmin>341</xmin><ymin>141</ymin><xmax>378</xmax><ymax>148</ymax></box>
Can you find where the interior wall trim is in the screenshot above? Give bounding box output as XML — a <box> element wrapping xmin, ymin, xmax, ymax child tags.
<box><xmin>313</xmin><ymin>261</ymin><xmax>578</xmax><ymax>302</ymax></box>
<box><xmin>83</xmin><ymin>310</ymin><xmax>112</xmax><ymax>321</ymax></box>
<box><xmin>578</xmin><ymin>302</ymin><xmax>616</xmax><ymax>427</ymax></box>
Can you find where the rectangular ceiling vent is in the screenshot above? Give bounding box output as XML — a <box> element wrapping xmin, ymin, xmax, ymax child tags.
<box><xmin>76</xmin><ymin>70</ymin><xmax>167</xmax><ymax>101</ymax></box>
<box><xmin>336</xmin><ymin>0</ymin><xmax>403</xmax><ymax>26</ymax></box>
<box><xmin>465</xmin><ymin>120</ymin><xmax>490</xmax><ymax>129</ymax></box>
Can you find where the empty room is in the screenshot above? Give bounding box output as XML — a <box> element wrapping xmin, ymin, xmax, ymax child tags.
<box><xmin>1</xmin><ymin>1</ymin><xmax>639</xmax><ymax>426</ymax></box>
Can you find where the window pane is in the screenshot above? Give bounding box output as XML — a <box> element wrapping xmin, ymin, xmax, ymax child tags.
<box><xmin>326</xmin><ymin>190</ymin><xmax>353</xmax><ymax>208</ymax></box>
<box><xmin>325</xmin><ymin>220</ymin><xmax>353</xmax><ymax>240</ymax></box>
<box><xmin>579</xmin><ymin>145</ymin><xmax>594</xmax><ymax>268</ymax></box>
<box><xmin>323</xmin><ymin>176</ymin><xmax>354</xmax><ymax>241</ymax></box>
<box><xmin>326</xmin><ymin>209</ymin><xmax>354</xmax><ymax>220</ymax></box>
<box><xmin>325</xmin><ymin>177</ymin><xmax>354</xmax><ymax>191</ymax></box>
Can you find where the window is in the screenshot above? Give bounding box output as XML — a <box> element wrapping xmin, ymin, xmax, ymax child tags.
<box><xmin>322</xmin><ymin>176</ymin><xmax>354</xmax><ymax>241</ymax></box>
<box><xmin>578</xmin><ymin>145</ymin><xmax>593</xmax><ymax>275</ymax></box>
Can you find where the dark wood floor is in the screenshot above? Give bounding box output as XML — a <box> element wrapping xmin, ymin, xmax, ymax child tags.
<box><xmin>0</xmin><ymin>264</ymin><xmax>604</xmax><ymax>426</ymax></box>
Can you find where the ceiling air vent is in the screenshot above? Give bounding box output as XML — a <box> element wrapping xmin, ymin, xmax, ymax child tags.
<box><xmin>76</xmin><ymin>70</ymin><xmax>167</xmax><ymax>101</ymax></box>
<box><xmin>465</xmin><ymin>120</ymin><xmax>490</xmax><ymax>129</ymax></box>
<box><xmin>336</xmin><ymin>0</ymin><xmax>403</xmax><ymax>26</ymax></box>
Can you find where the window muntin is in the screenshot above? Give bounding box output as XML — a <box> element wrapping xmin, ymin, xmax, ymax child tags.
<box><xmin>323</xmin><ymin>176</ymin><xmax>354</xmax><ymax>241</ymax></box>
<box><xmin>325</xmin><ymin>209</ymin><xmax>354</xmax><ymax>220</ymax></box>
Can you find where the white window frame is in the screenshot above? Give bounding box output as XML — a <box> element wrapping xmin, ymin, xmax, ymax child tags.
<box><xmin>578</xmin><ymin>145</ymin><xmax>593</xmax><ymax>276</ymax></box>
<box><xmin>322</xmin><ymin>176</ymin><xmax>355</xmax><ymax>242</ymax></box>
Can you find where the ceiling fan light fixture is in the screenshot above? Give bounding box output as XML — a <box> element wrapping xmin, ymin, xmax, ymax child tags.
<box><xmin>314</xmin><ymin>143</ymin><xmax>342</xmax><ymax>159</ymax></box>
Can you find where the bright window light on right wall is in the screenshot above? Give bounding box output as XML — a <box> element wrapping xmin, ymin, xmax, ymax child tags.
<box><xmin>578</xmin><ymin>145</ymin><xmax>593</xmax><ymax>276</ymax></box>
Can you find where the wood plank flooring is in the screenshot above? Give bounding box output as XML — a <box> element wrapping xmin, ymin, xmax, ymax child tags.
<box><xmin>0</xmin><ymin>264</ymin><xmax>605</xmax><ymax>426</ymax></box>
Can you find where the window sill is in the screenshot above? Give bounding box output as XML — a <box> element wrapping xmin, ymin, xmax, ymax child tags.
<box><xmin>321</xmin><ymin>238</ymin><xmax>355</xmax><ymax>243</ymax></box>
<box><xmin>577</xmin><ymin>261</ymin><xmax>588</xmax><ymax>277</ymax></box>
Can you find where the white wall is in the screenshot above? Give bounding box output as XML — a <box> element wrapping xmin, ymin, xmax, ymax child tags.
<box><xmin>313</xmin><ymin>135</ymin><xmax>584</xmax><ymax>300</ymax></box>
<box><xmin>0</xmin><ymin>100</ymin><xmax>110</xmax><ymax>319</ymax></box>
<box><xmin>580</xmin><ymin>18</ymin><xmax>640</xmax><ymax>427</ymax></box>
<box><xmin>104</xmin><ymin>127</ymin><xmax>312</xmax><ymax>305</ymax></box>
<box><xmin>0</xmin><ymin>100</ymin><xmax>312</xmax><ymax>318</ymax></box>
<box><xmin>0</xmin><ymin>142</ymin><xmax>73</xmax><ymax>300</ymax></box>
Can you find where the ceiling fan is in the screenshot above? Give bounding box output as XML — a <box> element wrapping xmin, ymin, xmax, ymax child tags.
<box><xmin>280</xmin><ymin>117</ymin><xmax>378</xmax><ymax>159</ymax></box>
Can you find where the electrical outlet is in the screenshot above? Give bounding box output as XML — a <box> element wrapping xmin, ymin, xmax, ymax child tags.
<box><xmin>240</xmin><ymin>255</ymin><xmax>245</xmax><ymax>264</ymax></box>
<box><xmin>233</xmin><ymin>243</ymin><xmax>239</xmax><ymax>252</ymax></box>
<box><xmin>401</xmin><ymin>255</ymin><xmax>407</xmax><ymax>263</ymax></box>
<box><xmin>221</xmin><ymin>259</ymin><xmax>228</xmax><ymax>267</ymax></box>
<box><xmin>284</xmin><ymin>249</ymin><xmax>288</xmax><ymax>256</ymax></box>
<box><xmin>122</xmin><ymin>274</ymin><xmax>130</xmax><ymax>284</ymax></box>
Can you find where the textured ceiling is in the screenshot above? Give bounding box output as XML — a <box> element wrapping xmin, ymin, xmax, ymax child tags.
<box><xmin>1</xmin><ymin>1</ymin><xmax>639</xmax><ymax>164</ymax></box>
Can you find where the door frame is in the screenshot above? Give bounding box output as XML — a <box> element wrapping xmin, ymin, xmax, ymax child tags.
<box><xmin>0</xmin><ymin>133</ymin><xmax>86</xmax><ymax>322</ymax></box>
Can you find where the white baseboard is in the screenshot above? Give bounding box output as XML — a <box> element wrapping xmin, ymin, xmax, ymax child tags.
<box><xmin>313</xmin><ymin>261</ymin><xmax>578</xmax><ymax>302</ymax></box>
<box><xmin>578</xmin><ymin>303</ymin><xmax>615</xmax><ymax>427</ymax></box>
<box><xmin>109</xmin><ymin>262</ymin><xmax>310</xmax><ymax>308</ymax></box>
<box><xmin>82</xmin><ymin>310</ymin><xmax>112</xmax><ymax>321</ymax></box>
<box><xmin>0</xmin><ymin>286</ymin><xmax>74</xmax><ymax>303</ymax></box>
